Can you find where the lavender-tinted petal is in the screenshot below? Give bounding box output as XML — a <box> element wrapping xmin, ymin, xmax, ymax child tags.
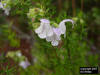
<box><xmin>40</xmin><ymin>19</ymin><xmax>50</xmax><ymax>23</ymax></box>
<box><xmin>19</xmin><ymin>60</ymin><xmax>30</xmax><ymax>69</ymax></box>
<box><xmin>51</xmin><ymin>41</ymin><xmax>59</xmax><ymax>46</ymax></box>
<box><xmin>59</xmin><ymin>22</ymin><xmax>66</xmax><ymax>34</ymax></box>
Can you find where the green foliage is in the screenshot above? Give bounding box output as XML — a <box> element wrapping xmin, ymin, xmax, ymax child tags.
<box><xmin>0</xmin><ymin>53</ymin><xmax>17</xmax><ymax>75</ymax></box>
<box><xmin>88</xmin><ymin>54</ymin><xmax>99</xmax><ymax>66</ymax></box>
<box><xmin>1</xmin><ymin>0</ymin><xmax>32</xmax><ymax>16</ymax></box>
<box><xmin>6</xmin><ymin>50</ymin><xmax>26</xmax><ymax>62</ymax></box>
<box><xmin>27</xmin><ymin>8</ymin><xmax>44</xmax><ymax>19</ymax></box>
<box><xmin>92</xmin><ymin>8</ymin><xmax>100</xmax><ymax>25</ymax></box>
<box><xmin>0</xmin><ymin>24</ymin><xmax>20</xmax><ymax>47</ymax></box>
<box><xmin>0</xmin><ymin>0</ymin><xmax>99</xmax><ymax>75</ymax></box>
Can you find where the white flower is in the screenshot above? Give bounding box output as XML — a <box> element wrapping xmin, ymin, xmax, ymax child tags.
<box><xmin>35</xmin><ymin>19</ymin><xmax>53</xmax><ymax>39</ymax></box>
<box><xmin>4</xmin><ymin>7</ymin><xmax>10</xmax><ymax>15</ymax></box>
<box><xmin>19</xmin><ymin>60</ymin><xmax>30</xmax><ymax>69</ymax></box>
<box><xmin>0</xmin><ymin>2</ymin><xmax>10</xmax><ymax>15</ymax></box>
<box><xmin>16</xmin><ymin>52</ymin><xmax>22</xmax><ymax>57</ymax></box>
<box><xmin>35</xmin><ymin>19</ymin><xmax>74</xmax><ymax>46</ymax></box>
<box><xmin>0</xmin><ymin>2</ymin><xmax>3</xmax><ymax>8</ymax></box>
<box><xmin>59</xmin><ymin>19</ymin><xmax>74</xmax><ymax>37</ymax></box>
<box><xmin>46</xmin><ymin>27</ymin><xmax>62</xmax><ymax>46</ymax></box>
<box><xmin>59</xmin><ymin>22</ymin><xmax>66</xmax><ymax>35</ymax></box>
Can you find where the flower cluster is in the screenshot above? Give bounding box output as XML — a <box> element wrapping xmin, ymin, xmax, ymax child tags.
<box><xmin>6</xmin><ymin>51</ymin><xmax>30</xmax><ymax>69</ymax></box>
<box><xmin>0</xmin><ymin>1</ymin><xmax>10</xmax><ymax>15</ymax></box>
<box><xmin>35</xmin><ymin>19</ymin><xmax>74</xmax><ymax>46</ymax></box>
<box><xmin>27</xmin><ymin>7</ymin><xmax>74</xmax><ymax>46</ymax></box>
<box><xmin>19</xmin><ymin>59</ymin><xmax>30</xmax><ymax>69</ymax></box>
<box><xmin>27</xmin><ymin>8</ymin><xmax>44</xmax><ymax>20</ymax></box>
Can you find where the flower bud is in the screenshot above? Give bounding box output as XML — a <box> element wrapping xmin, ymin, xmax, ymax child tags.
<box><xmin>27</xmin><ymin>8</ymin><xmax>44</xmax><ymax>19</ymax></box>
<box><xmin>51</xmin><ymin>21</ymin><xmax>59</xmax><ymax>27</ymax></box>
<box><xmin>32</xmin><ymin>23</ymin><xmax>40</xmax><ymax>29</ymax></box>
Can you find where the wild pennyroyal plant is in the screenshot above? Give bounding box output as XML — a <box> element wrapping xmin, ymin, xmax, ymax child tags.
<box><xmin>27</xmin><ymin>7</ymin><xmax>74</xmax><ymax>46</ymax></box>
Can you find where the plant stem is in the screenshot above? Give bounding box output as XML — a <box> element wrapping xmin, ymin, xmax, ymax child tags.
<box><xmin>58</xmin><ymin>0</ymin><xmax>62</xmax><ymax>12</ymax></box>
<box><xmin>72</xmin><ymin>0</ymin><xmax>76</xmax><ymax>16</ymax></box>
<box><xmin>81</xmin><ymin>0</ymin><xmax>84</xmax><ymax>11</ymax></box>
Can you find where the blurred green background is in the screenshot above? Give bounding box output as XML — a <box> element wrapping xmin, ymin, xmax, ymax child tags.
<box><xmin>0</xmin><ymin>0</ymin><xmax>100</xmax><ymax>75</ymax></box>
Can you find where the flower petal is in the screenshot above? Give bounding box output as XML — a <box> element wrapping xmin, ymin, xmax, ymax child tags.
<box><xmin>19</xmin><ymin>60</ymin><xmax>30</xmax><ymax>69</ymax></box>
<box><xmin>35</xmin><ymin>23</ymin><xmax>43</xmax><ymax>34</ymax></box>
<box><xmin>61</xmin><ymin>19</ymin><xmax>74</xmax><ymax>24</ymax></box>
<box><xmin>46</xmin><ymin>36</ymin><xmax>52</xmax><ymax>42</ymax></box>
<box><xmin>35</xmin><ymin>19</ymin><xmax>53</xmax><ymax>39</ymax></box>
<box><xmin>53</xmin><ymin>27</ymin><xmax>62</xmax><ymax>36</ymax></box>
<box><xmin>38</xmin><ymin>31</ymin><xmax>46</xmax><ymax>39</ymax></box>
<box><xmin>0</xmin><ymin>2</ymin><xmax>3</xmax><ymax>8</ymax></box>
<box><xmin>51</xmin><ymin>41</ymin><xmax>59</xmax><ymax>46</ymax></box>
<box><xmin>46</xmin><ymin>29</ymin><xmax>61</xmax><ymax>46</ymax></box>
<box><xmin>59</xmin><ymin>19</ymin><xmax>74</xmax><ymax>36</ymax></box>
<box><xmin>47</xmin><ymin>26</ymin><xmax>53</xmax><ymax>37</ymax></box>
<box><xmin>40</xmin><ymin>19</ymin><xmax>50</xmax><ymax>23</ymax></box>
<box><xmin>59</xmin><ymin>22</ymin><xmax>66</xmax><ymax>34</ymax></box>
<box><xmin>4</xmin><ymin>9</ymin><xmax>9</xmax><ymax>15</ymax></box>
